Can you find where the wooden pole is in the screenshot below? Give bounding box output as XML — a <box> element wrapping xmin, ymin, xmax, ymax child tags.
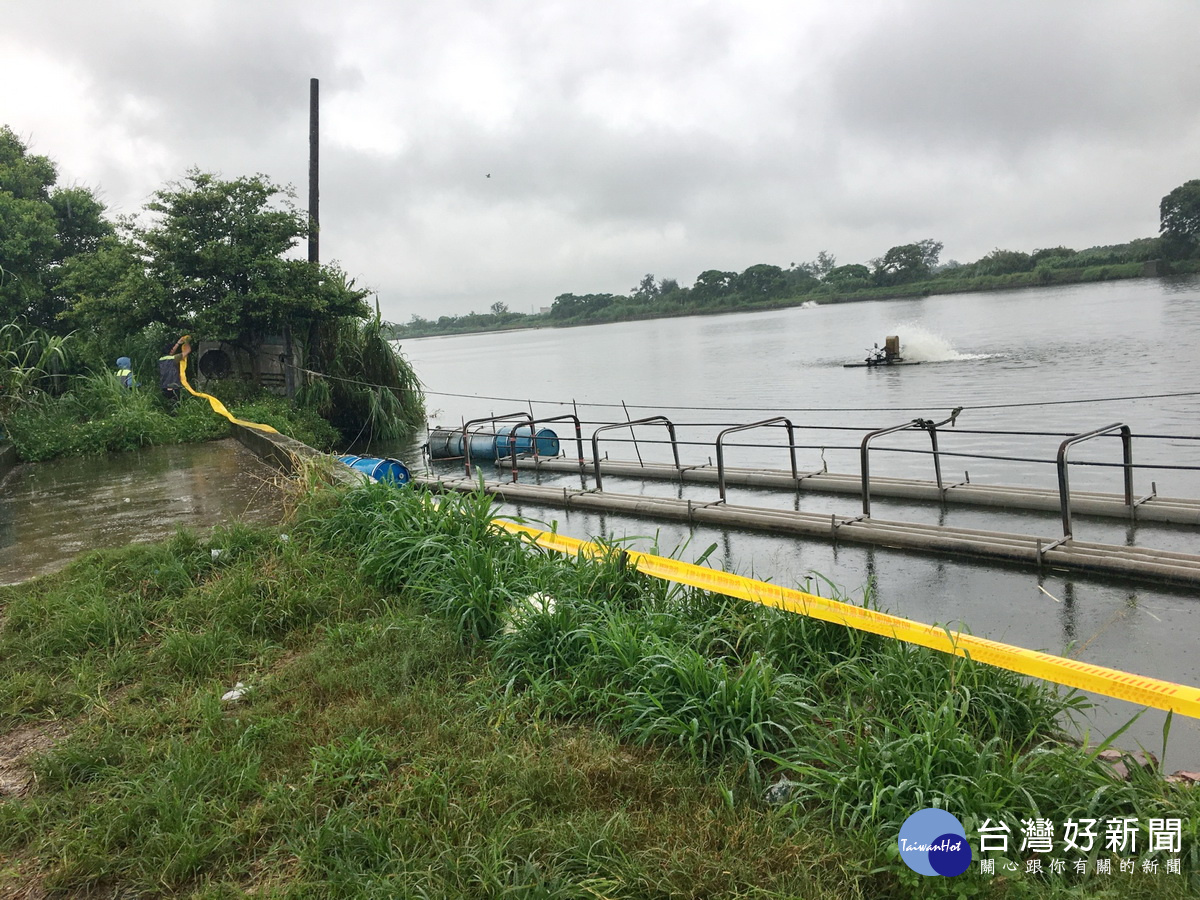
<box><xmin>308</xmin><ymin>77</ymin><xmax>319</xmax><ymax>264</ymax></box>
<box><xmin>287</xmin><ymin>77</ymin><xmax>321</xmax><ymax>399</ymax></box>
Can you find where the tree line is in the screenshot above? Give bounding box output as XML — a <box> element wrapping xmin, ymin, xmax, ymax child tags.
<box><xmin>393</xmin><ymin>181</ymin><xmax>1200</xmax><ymax>337</ymax></box>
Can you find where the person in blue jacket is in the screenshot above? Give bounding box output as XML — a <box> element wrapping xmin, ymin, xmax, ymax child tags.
<box><xmin>115</xmin><ymin>357</ymin><xmax>135</xmax><ymax>388</ymax></box>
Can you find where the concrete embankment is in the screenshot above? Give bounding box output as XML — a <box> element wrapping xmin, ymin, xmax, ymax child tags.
<box><xmin>0</xmin><ymin>443</ymin><xmax>18</xmax><ymax>480</ymax></box>
<box><xmin>231</xmin><ymin>423</ymin><xmax>359</xmax><ymax>486</ymax></box>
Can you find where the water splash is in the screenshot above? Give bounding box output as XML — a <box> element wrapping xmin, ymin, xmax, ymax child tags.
<box><xmin>888</xmin><ymin>323</ymin><xmax>991</xmax><ymax>362</ymax></box>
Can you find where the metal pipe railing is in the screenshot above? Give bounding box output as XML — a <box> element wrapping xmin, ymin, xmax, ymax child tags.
<box><xmin>860</xmin><ymin>419</ymin><xmax>945</xmax><ymax>517</ymax></box>
<box><xmin>525</xmin><ymin>413</ymin><xmax>586</xmax><ymax>466</ymax></box>
<box><xmin>460</xmin><ymin>411</ymin><xmax>532</xmax><ymax>480</ymax></box>
<box><xmin>715</xmin><ymin>418</ymin><xmax>797</xmax><ymax>503</ymax></box>
<box><xmin>1057</xmin><ymin>423</ymin><xmax>1133</xmax><ymax>538</ymax></box>
<box><xmin>591</xmin><ymin>416</ymin><xmax>680</xmax><ymax>491</ymax></box>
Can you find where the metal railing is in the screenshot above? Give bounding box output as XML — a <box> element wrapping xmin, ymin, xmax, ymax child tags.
<box><xmin>715</xmin><ymin>417</ymin><xmax>797</xmax><ymax>503</ymax></box>
<box><xmin>1057</xmin><ymin>423</ymin><xmax>1133</xmax><ymax>538</ymax></box>
<box><xmin>860</xmin><ymin>418</ymin><xmax>945</xmax><ymax>517</ymax></box>
<box><xmin>460</xmin><ymin>411</ymin><xmax>532</xmax><ymax>480</ymax></box>
<box><xmin>591</xmin><ymin>416</ymin><xmax>680</xmax><ymax>491</ymax></box>
<box><xmin>526</xmin><ymin>413</ymin><xmax>586</xmax><ymax>467</ymax></box>
<box><xmin>433</xmin><ymin>408</ymin><xmax>1200</xmax><ymax>529</ymax></box>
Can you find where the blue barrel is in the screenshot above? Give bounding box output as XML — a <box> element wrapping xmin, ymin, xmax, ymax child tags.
<box><xmin>496</xmin><ymin>425</ymin><xmax>560</xmax><ymax>458</ymax></box>
<box><xmin>426</xmin><ymin>429</ymin><xmax>464</xmax><ymax>460</ymax></box>
<box><xmin>427</xmin><ymin>429</ymin><xmax>503</xmax><ymax>460</ymax></box>
<box><xmin>337</xmin><ymin>454</ymin><xmax>411</xmax><ymax>485</ymax></box>
<box><xmin>427</xmin><ymin>426</ymin><xmax>559</xmax><ymax>461</ymax></box>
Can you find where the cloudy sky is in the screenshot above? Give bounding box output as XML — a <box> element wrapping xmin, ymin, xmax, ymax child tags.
<box><xmin>4</xmin><ymin>1</ymin><xmax>1200</xmax><ymax>321</ymax></box>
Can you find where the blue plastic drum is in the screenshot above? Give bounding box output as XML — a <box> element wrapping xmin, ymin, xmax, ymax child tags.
<box><xmin>426</xmin><ymin>426</ymin><xmax>561</xmax><ymax>460</ymax></box>
<box><xmin>495</xmin><ymin>425</ymin><xmax>560</xmax><ymax>458</ymax></box>
<box><xmin>337</xmin><ymin>454</ymin><xmax>412</xmax><ymax>485</ymax></box>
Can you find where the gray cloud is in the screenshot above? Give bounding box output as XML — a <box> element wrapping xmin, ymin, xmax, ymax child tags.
<box><xmin>4</xmin><ymin>1</ymin><xmax>1198</xmax><ymax>319</ymax></box>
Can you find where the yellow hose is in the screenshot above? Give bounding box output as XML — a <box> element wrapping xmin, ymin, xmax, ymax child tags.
<box><xmin>498</xmin><ymin>521</ymin><xmax>1200</xmax><ymax>719</ymax></box>
<box><xmin>179</xmin><ymin>357</ymin><xmax>279</xmax><ymax>434</ymax></box>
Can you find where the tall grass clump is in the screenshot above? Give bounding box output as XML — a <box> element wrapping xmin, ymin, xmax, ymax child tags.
<box><xmin>0</xmin><ymin>490</ymin><xmax>873</xmax><ymax>898</ymax></box>
<box><xmin>1</xmin><ymin>321</ymin><xmax>360</xmax><ymax>459</ymax></box>
<box><xmin>0</xmin><ymin>321</ymin><xmax>71</xmax><ymax>415</ymax></box>
<box><xmin>302</xmin><ymin>315</ymin><xmax>425</xmax><ymax>443</ymax></box>
<box><xmin>305</xmin><ymin>482</ymin><xmax>536</xmax><ymax>640</ymax></box>
<box><xmin>4</xmin><ymin>369</ymin><xmax>342</xmax><ymax>461</ymax></box>
<box><xmin>295</xmin><ymin>482</ymin><xmax>1200</xmax><ymax>895</ymax></box>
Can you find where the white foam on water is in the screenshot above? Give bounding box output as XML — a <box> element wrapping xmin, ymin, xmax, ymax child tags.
<box><xmin>887</xmin><ymin>323</ymin><xmax>992</xmax><ymax>362</ymax></box>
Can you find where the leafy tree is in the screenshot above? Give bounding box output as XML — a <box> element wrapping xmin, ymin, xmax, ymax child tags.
<box><xmin>49</xmin><ymin>187</ymin><xmax>110</xmax><ymax>259</ymax></box>
<box><xmin>66</xmin><ymin>170</ymin><xmax>368</xmax><ymax>345</ymax></box>
<box><xmin>1160</xmin><ymin>180</ymin><xmax>1200</xmax><ymax>259</ymax></box>
<box><xmin>794</xmin><ymin>250</ymin><xmax>836</xmax><ymax>280</ymax></box>
<box><xmin>916</xmin><ymin>238</ymin><xmax>943</xmax><ymax>270</ymax></box>
<box><xmin>56</xmin><ymin>230</ymin><xmax>151</xmax><ymax>334</ymax></box>
<box><xmin>0</xmin><ymin>126</ymin><xmax>111</xmax><ymax>330</ymax></box>
<box><xmin>548</xmin><ymin>292</ymin><xmax>617</xmax><ymax>320</ymax></box>
<box><xmin>691</xmin><ymin>269</ymin><xmax>737</xmax><ymax>304</ymax></box>
<box><xmin>873</xmin><ymin>239</ymin><xmax>943</xmax><ymax>285</ymax></box>
<box><xmin>1031</xmin><ymin>246</ymin><xmax>1077</xmax><ymax>263</ymax></box>
<box><xmin>489</xmin><ymin>301</ymin><xmax>509</xmax><ymax>316</ymax></box>
<box><xmin>631</xmin><ymin>273</ymin><xmax>659</xmax><ymax>302</ymax></box>
<box><xmin>735</xmin><ymin>264</ymin><xmax>788</xmax><ymax>300</ymax></box>
<box><xmin>782</xmin><ymin>267</ymin><xmax>819</xmax><ymax>294</ymax></box>
<box><xmin>826</xmin><ymin>263</ymin><xmax>870</xmax><ymax>282</ymax></box>
<box><xmin>975</xmin><ymin>248</ymin><xmax>1034</xmax><ymax>276</ymax></box>
<box><xmin>824</xmin><ymin>263</ymin><xmax>872</xmax><ymax>291</ymax></box>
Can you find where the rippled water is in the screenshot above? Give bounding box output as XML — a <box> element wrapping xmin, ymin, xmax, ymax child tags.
<box><xmin>0</xmin><ymin>439</ymin><xmax>285</xmax><ymax>586</ymax></box>
<box><xmin>403</xmin><ymin>277</ymin><xmax>1200</xmax><ymax>491</ymax></box>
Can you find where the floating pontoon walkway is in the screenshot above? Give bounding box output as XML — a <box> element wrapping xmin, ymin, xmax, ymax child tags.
<box><xmin>415</xmin><ymin>474</ymin><xmax>1200</xmax><ymax>589</ymax></box>
<box><xmin>512</xmin><ymin>458</ymin><xmax>1200</xmax><ymax>526</ymax></box>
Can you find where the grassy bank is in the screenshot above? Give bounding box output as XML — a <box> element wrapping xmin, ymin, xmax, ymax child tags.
<box><xmin>2</xmin><ymin>372</ymin><xmax>339</xmax><ymax>463</ymax></box>
<box><xmin>1</xmin><ymin>481</ymin><xmax>1196</xmax><ymax>898</ymax></box>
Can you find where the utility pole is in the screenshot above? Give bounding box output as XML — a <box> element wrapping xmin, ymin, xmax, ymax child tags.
<box><xmin>308</xmin><ymin>77</ymin><xmax>319</xmax><ymax>263</ymax></box>
<box><xmin>286</xmin><ymin>77</ymin><xmax>320</xmax><ymax>399</ymax></box>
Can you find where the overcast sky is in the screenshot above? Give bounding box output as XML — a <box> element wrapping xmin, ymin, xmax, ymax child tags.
<box><xmin>4</xmin><ymin>1</ymin><xmax>1199</xmax><ymax>321</ymax></box>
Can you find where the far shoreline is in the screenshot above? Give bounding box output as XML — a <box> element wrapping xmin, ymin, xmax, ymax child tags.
<box><xmin>393</xmin><ymin>263</ymin><xmax>1200</xmax><ymax>342</ymax></box>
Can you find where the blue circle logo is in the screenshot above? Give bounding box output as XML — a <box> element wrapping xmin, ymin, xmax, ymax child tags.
<box><xmin>898</xmin><ymin>808</ymin><xmax>971</xmax><ymax>876</ymax></box>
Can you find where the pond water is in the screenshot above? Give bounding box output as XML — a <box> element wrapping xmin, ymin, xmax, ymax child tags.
<box><xmin>0</xmin><ymin>439</ymin><xmax>285</xmax><ymax>586</ymax></box>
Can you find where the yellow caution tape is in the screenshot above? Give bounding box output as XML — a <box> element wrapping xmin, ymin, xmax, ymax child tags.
<box><xmin>497</xmin><ymin>521</ymin><xmax>1200</xmax><ymax>720</ymax></box>
<box><xmin>179</xmin><ymin>357</ymin><xmax>279</xmax><ymax>434</ymax></box>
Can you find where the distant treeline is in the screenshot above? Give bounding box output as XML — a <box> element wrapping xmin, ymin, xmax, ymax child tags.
<box><xmin>390</xmin><ymin>181</ymin><xmax>1200</xmax><ymax>338</ymax></box>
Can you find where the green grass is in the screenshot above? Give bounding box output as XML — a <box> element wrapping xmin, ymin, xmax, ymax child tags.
<box><xmin>2</xmin><ymin>372</ymin><xmax>340</xmax><ymax>461</ymax></box>
<box><xmin>302</xmin><ymin>315</ymin><xmax>426</xmax><ymax>443</ymax></box>
<box><xmin>0</xmin><ymin>481</ymin><xmax>1196</xmax><ymax>898</ymax></box>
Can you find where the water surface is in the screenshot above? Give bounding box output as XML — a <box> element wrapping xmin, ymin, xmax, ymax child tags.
<box><xmin>0</xmin><ymin>439</ymin><xmax>285</xmax><ymax>586</ymax></box>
